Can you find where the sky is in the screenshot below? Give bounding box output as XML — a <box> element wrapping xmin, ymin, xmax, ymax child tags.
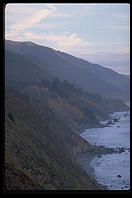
<box><xmin>5</xmin><ymin>3</ymin><xmax>130</xmax><ymax>75</ymax></box>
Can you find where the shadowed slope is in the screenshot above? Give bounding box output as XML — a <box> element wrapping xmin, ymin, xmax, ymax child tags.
<box><xmin>5</xmin><ymin>39</ymin><xmax>130</xmax><ymax>101</ymax></box>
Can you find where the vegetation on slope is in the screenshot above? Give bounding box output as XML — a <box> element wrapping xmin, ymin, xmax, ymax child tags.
<box><xmin>6</xmin><ymin>77</ymin><xmax>129</xmax><ymax>133</ymax></box>
<box><xmin>23</xmin><ymin>78</ymin><xmax>129</xmax><ymax>129</ymax></box>
<box><xmin>5</xmin><ymin>87</ymin><xmax>102</xmax><ymax>190</ymax></box>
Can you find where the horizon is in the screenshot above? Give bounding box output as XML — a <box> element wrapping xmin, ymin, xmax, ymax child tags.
<box><xmin>5</xmin><ymin>3</ymin><xmax>130</xmax><ymax>75</ymax></box>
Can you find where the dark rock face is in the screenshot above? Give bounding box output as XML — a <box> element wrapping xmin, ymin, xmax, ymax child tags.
<box><xmin>114</xmin><ymin>147</ymin><xmax>127</xmax><ymax>154</ymax></box>
<box><xmin>113</xmin><ymin>117</ymin><xmax>119</xmax><ymax>122</ymax></box>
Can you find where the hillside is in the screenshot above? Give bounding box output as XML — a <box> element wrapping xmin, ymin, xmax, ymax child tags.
<box><xmin>5</xmin><ymin>87</ymin><xmax>102</xmax><ymax>190</ymax></box>
<box><xmin>5</xmin><ymin>39</ymin><xmax>129</xmax><ymax>190</ymax></box>
<box><xmin>5</xmin><ymin>50</ymin><xmax>53</xmax><ymax>83</ymax></box>
<box><xmin>5</xmin><ymin>78</ymin><xmax>129</xmax><ymax>133</ymax></box>
<box><xmin>5</xmin><ymin>39</ymin><xmax>130</xmax><ymax>101</ymax></box>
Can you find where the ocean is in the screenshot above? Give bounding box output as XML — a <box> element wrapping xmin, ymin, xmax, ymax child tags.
<box><xmin>80</xmin><ymin>110</ymin><xmax>130</xmax><ymax>190</ymax></box>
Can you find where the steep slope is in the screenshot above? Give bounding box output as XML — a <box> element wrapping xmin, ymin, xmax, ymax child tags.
<box><xmin>60</xmin><ymin>52</ymin><xmax>130</xmax><ymax>100</ymax></box>
<box><xmin>5</xmin><ymin>39</ymin><xmax>130</xmax><ymax>101</ymax></box>
<box><xmin>5</xmin><ymin>78</ymin><xmax>129</xmax><ymax>133</ymax></box>
<box><xmin>5</xmin><ymin>87</ymin><xmax>101</xmax><ymax>190</ymax></box>
<box><xmin>5</xmin><ymin>50</ymin><xmax>53</xmax><ymax>83</ymax></box>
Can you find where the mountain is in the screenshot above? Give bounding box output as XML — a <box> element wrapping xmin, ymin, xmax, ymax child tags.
<box><xmin>5</xmin><ymin>50</ymin><xmax>53</xmax><ymax>83</ymax></box>
<box><xmin>4</xmin><ymin>39</ymin><xmax>129</xmax><ymax>190</ymax></box>
<box><xmin>123</xmin><ymin>74</ymin><xmax>130</xmax><ymax>79</ymax></box>
<box><xmin>5</xmin><ymin>39</ymin><xmax>130</xmax><ymax>101</ymax></box>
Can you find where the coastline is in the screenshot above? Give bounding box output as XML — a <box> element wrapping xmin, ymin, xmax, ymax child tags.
<box><xmin>74</xmin><ymin>107</ymin><xmax>130</xmax><ymax>135</ymax></box>
<box><xmin>76</xmin><ymin>146</ymin><xmax>117</xmax><ymax>190</ymax></box>
<box><xmin>77</xmin><ymin>152</ymin><xmax>108</xmax><ymax>190</ymax></box>
<box><xmin>76</xmin><ymin>109</ymin><xmax>130</xmax><ymax>190</ymax></box>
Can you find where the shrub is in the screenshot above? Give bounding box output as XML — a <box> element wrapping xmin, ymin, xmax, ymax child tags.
<box><xmin>8</xmin><ymin>112</ymin><xmax>14</xmax><ymax>121</ymax></box>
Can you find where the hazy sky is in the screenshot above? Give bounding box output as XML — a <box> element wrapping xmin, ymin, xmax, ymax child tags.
<box><xmin>5</xmin><ymin>3</ymin><xmax>130</xmax><ymax>75</ymax></box>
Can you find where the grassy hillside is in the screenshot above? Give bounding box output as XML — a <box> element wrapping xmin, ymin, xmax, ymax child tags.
<box><xmin>6</xmin><ymin>78</ymin><xmax>129</xmax><ymax>133</ymax></box>
<box><xmin>5</xmin><ymin>87</ymin><xmax>102</xmax><ymax>190</ymax></box>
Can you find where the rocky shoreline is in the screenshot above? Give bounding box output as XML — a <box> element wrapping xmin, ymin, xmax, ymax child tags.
<box><xmin>74</xmin><ymin>111</ymin><xmax>130</xmax><ymax>134</ymax></box>
<box><xmin>77</xmin><ymin>152</ymin><xmax>107</xmax><ymax>190</ymax></box>
<box><xmin>76</xmin><ymin>143</ymin><xmax>129</xmax><ymax>190</ymax></box>
<box><xmin>75</xmin><ymin>111</ymin><xmax>130</xmax><ymax>190</ymax></box>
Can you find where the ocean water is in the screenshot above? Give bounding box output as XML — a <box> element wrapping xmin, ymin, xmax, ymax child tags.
<box><xmin>80</xmin><ymin>111</ymin><xmax>130</xmax><ymax>190</ymax></box>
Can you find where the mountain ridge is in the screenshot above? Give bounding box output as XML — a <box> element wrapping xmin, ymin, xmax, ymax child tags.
<box><xmin>5</xmin><ymin>39</ymin><xmax>130</xmax><ymax>101</ymax></box>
